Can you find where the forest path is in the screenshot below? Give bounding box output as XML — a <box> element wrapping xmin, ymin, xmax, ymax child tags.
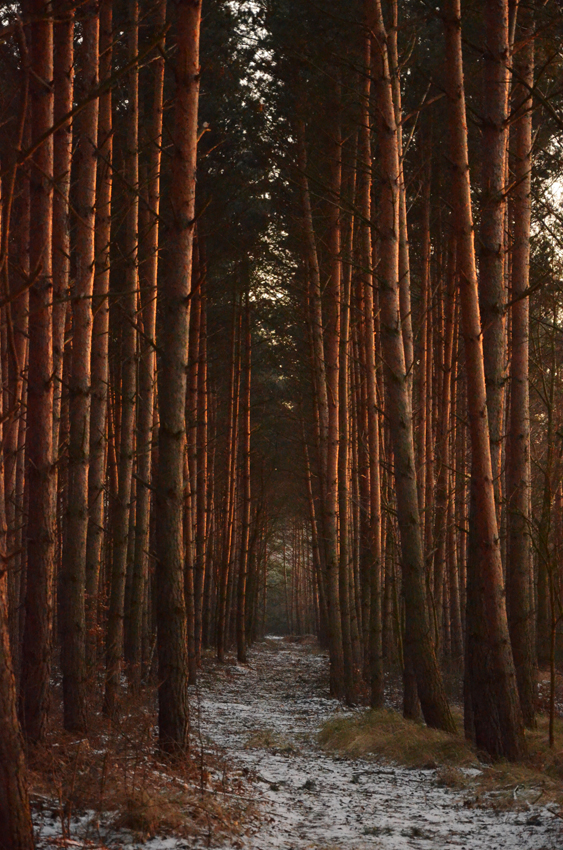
<box><xmin>199</xmin><ymin>637</ymin><xmax>561</xmax><ymax>850</ymax></box>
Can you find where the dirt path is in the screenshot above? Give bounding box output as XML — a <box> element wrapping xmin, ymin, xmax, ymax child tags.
<box><xmin>199</xmin><ymin>636</ymin><xmax>561</xmax><ymax>850</ymax></box>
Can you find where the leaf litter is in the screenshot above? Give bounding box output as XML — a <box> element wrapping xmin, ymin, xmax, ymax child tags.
<box><xmin>35</xmin><ymin>636</ymin><xmax>562</xmax><ymax>849</ymax></box>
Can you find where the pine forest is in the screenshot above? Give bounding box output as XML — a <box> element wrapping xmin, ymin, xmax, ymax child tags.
<box><xmin>1</xmin><ymin>0</ymin><xmax>563</xmax><ymax>848</ymax></box>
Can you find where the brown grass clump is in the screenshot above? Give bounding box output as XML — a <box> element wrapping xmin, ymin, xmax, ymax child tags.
<box><xmin>320</xmin><ymin>708</ymin><xmax>563</xmax><ymax>811</ymax></box>
<box><xmin>245</xmin><ymin>727</ymin><xmax>296</xmax><ymax>754</ymax></box>
<box><xmin>468</xmin><ymin>714</ymin><xmax>563</xmax><ymax>809</ymax></box>
<box><xmin>435</xmin><ymin>766</ymin><xmax>473</xmax><ymax>789</ymax></box>
<box><xmin>28</xmin><ymin>683</ymin><xmax>258</xmax><ymax>844</ymax></box>
<box><xmin>112</xmin><ymin>789</ymin><xmax>185</xmax><ymax>836</ymax></box>
<box><xmin>319</xmin><ymin>708</ymin><xmax>477</xmax><ymax>769</ymax></box>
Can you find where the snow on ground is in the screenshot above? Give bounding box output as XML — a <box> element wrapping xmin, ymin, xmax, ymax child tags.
<box><xmin>198</xmin><ymin>636</ymin><xmax>562</xmax><ymax>850</ymax></box>
<box><xmin>35</xmin><ymin>637</ymin><xmax>562</xmax><ymax>849</ymax></box>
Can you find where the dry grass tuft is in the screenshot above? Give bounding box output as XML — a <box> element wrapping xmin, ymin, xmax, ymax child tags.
<box><xmin>112</xmin><ymin>789</ymin><xmax>185</xmax><ymax>837</ymax></box>
<box><xmin>468</xmin><ymin>714</ymin><xmax>563</xmax><ymax>809</ymax></box>
<box><xmin>28</xmin><ymin>681</ymin><xmax>258</xmax><ymax>843</ymax></box>
<box><xmin>435</xmin><ymin>765</ymin><xmax>473</xmax><ymax>789</ymax></box>
<box><xmin>320</xmin><ymin>707</ymin><xmax>563</xmax><ymax>811</ymax></box>
<box><xmin>245</xmin><ymin>727</ymin><xmax>296</xmax><ymax>754</ymax></box>
<box><xmin>319</xmin><ymin>708</ymin><xmax>477</xmax><ymax>769</ymax></box>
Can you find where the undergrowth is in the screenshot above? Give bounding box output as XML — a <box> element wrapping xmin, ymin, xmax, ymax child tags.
<box><xmin>27</xmin><ymin>681</ymin><xmax>257</xmax><ymax>844</ymax></box>
<box><xmin>319</xmin><ymin>707</ymin><xmax>563</xmax><ymax>810</ymax></box>
<box><xmin>319</xmin><ymin>708</ymin><xmax>476</xmax><ymax>769</ymax></box>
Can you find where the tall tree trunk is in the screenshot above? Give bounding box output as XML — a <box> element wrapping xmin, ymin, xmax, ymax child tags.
<box><xmin>51</xmin><ymin>0</ymin><xmax>73</xmax><ymax>461</ymax></box>
<box><xmin>338</xmin><ymin>166</ymin><xmax>358</xmax><ymax>700</ymax></box>
<box><xmin>506</xmin><ymin>7</ymin><xmax>536</xmax><ymax>728</ymax></box>
<box><xmin>370</xmin><ymin>0</ymin><xmax>455</xmax><ymax>732</ymax></box>
<box><xmin>322</xmin><ymin>107</ymin><xmax>345</xmax><ymax>697</ymax></box>
<box><xmin>20</xmin><ymin>0</ymin><xmax>55</xmax><ymax>744</ymax></box>
<box><xmin>358</xmin><ymin>28</ymin><xmax>384</xmax><ymax>705</ymax></box>
<box><xmin>129</xmin><ymin>0</ymin><xmax>166</xmax><ymax>687</ymax></box>
<box><xmin>236</xmin><ymin>287</ymin><xmax>251</xmax><ymax>663</ymax></box>
<box><xmin>0</xmin><ymin>566</ymin><xmax>34</xmax><ymax>849</ymax></box>
<box><xmin>217</xmin><ymin>298</ymin><xmax>240</xmax><ymax>661</ymax></box>
<box><xmin>5</xmin><ymin>128</ymin><xmax>30</xmax><ymax>670</ymax></box>
<box><xmin>86</xmin><ymin>0</ymin><xmax>113</xmax><ymax>666</ymax></box>
<box><xmin>431</xmin><ymin>242</ymin><xmax>457</xmax><ymax>654</ymax></box>
<box><xmin>443</xmin><ymin>0</ymin><xmax>526</xmax><ymax>760</ymax></box>
<box><xmin>480</xmin><ymin>0</ymin><xmax>510</xmax><ymax>506</ymax></box>
<box><xmin>388</xmin><ymin>0</ymin><xmax>413</xmax><ymax>381</ymax></box>
<box><xmin>195</xmin><ymin>267</ymin><xmax>208</xmax><ymax>663</ymax></box>
<box><xmin>0</xmin><ymin>153</ymin><xmax>33</xmax><ymax>848</ymax></box>
<box><xmin>417</xmin><ymin>151</ymin><xmax>431</xmax><ymax>516</ymax></box>
<box><xmin>297</xmin><ymin>124</ymin><xmax>328</xmax><ymax>472</ymax></box>
<box><xmin>155</xmin><ymin>0</ymin><xmax>202</xmax><ymax>751</ymax></box>
<box><xmin>184</xmin><ymin>242</ymin><xmax>201</xmax><ymax>682</ymax></box>
<box><xmin>60</xmin><ymin>0</ymin><xmax>99</xmax><ymax>732</ymax></box>
<box><xmin>104</xmin><ymin>0</ymin><xmax>139</xmax><ymax>716</ymax></box>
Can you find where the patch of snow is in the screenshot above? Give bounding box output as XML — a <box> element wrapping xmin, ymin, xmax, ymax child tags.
<box><xmin>34</xmin><ymin>640</ymin><xmax>562</xmax><ymax>849</ymax></box>
<box><xmin>197</xmin><ymin>641</ymin><xmax>562</xmax><ymax>850</ymax></box>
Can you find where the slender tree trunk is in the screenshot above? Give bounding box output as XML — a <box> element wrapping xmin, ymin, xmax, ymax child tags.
<box><xmin>0</xmin><ymin>167</ymin><xmax>32</xmax><ymax>847</ymax></box>
<box><xmin>480</xmin><ymin>0</ymin><xmax>510</xmax><ymax>505</ymax></box>
<box><xmin>155</xmin><ymin>0</ymin><xmax>202</xmax><ymax>751</ymax></box>
<box><xmin>195</xmin><ymin>269</ymin><xmax>208</xmax><ymax>663</ymax></box>
<box><xmin>104</xmin><ymin>0</ymin><xmax>139</xmax><ymax>716</ymax></box>
<box><xmin>236</xmin><ymin>288</ymin><xmax>251</xmax><ymax>663</ymax></box>
<box><xmin>417</xmin><ymin>152</ymin><xmax>431</xmax><ymax>515</ymax></box>
<box><xmin>357</xmin><ymin>24</ymin><xmax>384</xmax><ymax>707</ymax></box>
<box><xmin>338</xmin><ymin>168</ymin><xmax>358</xmax><ymax>700</ymax></box>
<box><xmin>86</xmin><ymin>0</ymin><xmax>112</xmax><ymax>666</ymax></box>
<box><xmin>51</xmin><ymin>0</ymin><xmax>73</xmax><ymax>461</ymax></box>
<box><xmin>388</xmin><ymin>0</ymin><xmax>413</xmax><ymax>381</ymax></box>
<box><xmin>431</xmin><ymin>243</ymin><xmax>457</xmax><ymax>654</ymax></box>
<box><xmin>0</xmin><ymin>567</ymin><xmax>34</xmax><ymax>849</ymax></box>
<box><xmin>20</xmin><ymin>0</ymin><xmax>55</xmax><ymax>744</ymax></box>
<box><xmin>448</xmin><ymin>350</ymin><xmax>464</xmax><ymax>663</ymax></box>
<box><xmin>298</xmin><ymin>123</ymin><xmax>342</xmax><ymax>679</ymax></box>
<box><xmin>60</xmin><ymin>0</ymin><xmax>99</xmax><ymax>732</ymax></box>
<box><xmin>129</xmin><ymin>0</ymin><xmax>166</xmax><ymax>687</ymax></box>
<box><xmin>506</xmin><ymin>8</ymin><xmax>536</xmax><ymax>728</ymax></box>
<box><xmin>297</xmin><ymin>124</ymin><xmax>328</xmax><ymax>470</ymax></box>
<box><xmin>370</xmin><ymin>0</ymin><xmax>455</xmax><ymax>732</ymax></box>
<box><xmin>6</xmin><ymin>140</ymin><xmax>30</xmax><ymax>669</ymax></box>
<box><xmin>322</xmin><ymin>108</ymin><xmax>345</xmax><ymax>698</ymax></box>
<box><xmin>217</xmin><ymin>298</ymin><xmax>240</xmax><ymax>661</ymax></box>
<box><xmin>184</xmin><ymin>249</ymin><xmax>200</xmax><ymax>680</ymax></box>
<box><xmin>443</xmin><ymin>0</ymin><xmax>526</xmax><ymax>760</ymax></box>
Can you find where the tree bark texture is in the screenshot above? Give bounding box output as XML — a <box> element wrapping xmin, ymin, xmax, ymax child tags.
<box><xmin>86</xmin><ymin>0</ymin><xmax>113</xmax><ymax>665</ymax></box>
<box><xmin>443</xmin><ymin>0</ymin><xmax>526</xmax><ymax>760</ymax></box>
<box><xmin>370</xmin><ymin>0</ymin><xmax>455</xmax><ymax>733</ymax></box>
<box><xmin>60</xmin><ymin>0</ymin><xmax>99</xmax><ymax>733</ymax></box>
<box><xmin>104</xmin><ymin>0</ymin><xmax>139</xmax><ymax>716</ymax></box>
<box><xmin>155</xmin><ymin>0</ymin><xmax>202</xmax><ymax>751</ymax></box>
<box><xmin>20</xmin><ymin>0</ymin><xmax>56</xmax><ymax>744</ymax></box>
<box><xmin>506</xmin><ymin>8</ymin><xmax>536</xmax><ymax>729</ymax></box>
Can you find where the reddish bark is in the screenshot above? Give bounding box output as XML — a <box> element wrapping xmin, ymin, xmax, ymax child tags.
<box><xmin>20</xmin><ymin>0</ymin><xmax>56</xmax><ymax>744</ymax></box>
<box><xmin>104</xmin><ymin>0</ymin><xmax>139</xmax><ymax>716</ymax></box>
<box><xmin>443</xmin><ymin>0</ymin><xmax>526</xmax><ymax>760</ymax></box>
<box><xmin>506</xmin><ymin>8</ymin><xmax>536</xmax><ymax>728</ymax></box>
<box><xmin>155</xmin><ymin>0</ymin><xmax>202</xmax><ymax>751</ymax></box>
<box><xmin>85</xmin><ymin>0</ymin><xmax>113</xmax><ymax>664</ymax></box>
<box><xmin>370</xmin><ymin>0</ymin><xmax>455</xmax><ymax>732</ymax></box>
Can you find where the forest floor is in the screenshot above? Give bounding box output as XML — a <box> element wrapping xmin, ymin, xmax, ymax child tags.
<box><xmin>34</xmin><ymin>637</ymin><xmax>563</xmax><ymax>850</ymax></box>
